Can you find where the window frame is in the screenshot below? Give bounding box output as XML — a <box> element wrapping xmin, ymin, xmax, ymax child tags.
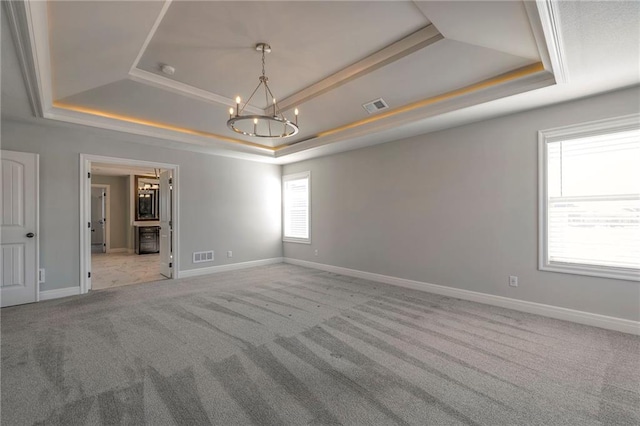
<box><xmin>538</xmin><ymin>114</ymin><xmax>640</xmax><ymax>282</ymax></box>
<box><xmin>282</xmin><ymin>171</ymin><xmax>311</xmax><ymax>244</ymax></box>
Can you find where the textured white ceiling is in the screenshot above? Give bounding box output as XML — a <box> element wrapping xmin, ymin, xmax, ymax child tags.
<box><xmin>558</xmin><ymin>1</ymin><xmax>640</xmax><ymax>84</ymax></box>
<box><xmin>414</xmin><ymin>1</ymin><xmax>540</xmax><ymax>60</ymax></box>
<box><xmin>49</xmin><ymin>1</ymin><xmax>165</xmax><ymax>99</ymax></box>
<box><xmin>137</xmin><ymin>1</ymin><xmax>430</xmax><ymax>108</ymax></box>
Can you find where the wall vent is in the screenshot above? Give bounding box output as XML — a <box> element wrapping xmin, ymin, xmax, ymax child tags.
<box><xmin>193</xmin><ymin>250</ymin><xmax>214</xmax><ymax>263</ymax></box>
<box><xmin>362</xmin><ymin>98</ymin><xmax>389</xmax><ymax>114</ymax></box>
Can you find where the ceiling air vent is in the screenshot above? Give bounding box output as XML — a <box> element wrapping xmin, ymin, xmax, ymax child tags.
<box><xmin>362</xmin><ymin>98</ymin><xmax>389</xmax><ymax>114</ymax></box>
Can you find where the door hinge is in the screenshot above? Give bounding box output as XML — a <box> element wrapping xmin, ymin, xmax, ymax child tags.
<box><xmin>88</xmin><ymin>272</ymin><xmax>91</xmax><ymax>278</ymax></box>
<box><xmin>169</xmin><ymin>220</ymin><xmax>172</xmax><ymax>228</ymax></box>
<box><xmin>103</xmin><ymin>218</ymin><xmax>107</xmax><ymax>222</ymax></box>
<box><xmin>88</xmin><ymin>222</ymin><xmax>91</xmax><ymax>228</ymax></box>
<box><xmin>169</xmin><ymin>178</ymin><xmax>173</xmax><ymax>185</ymax></box>
<box><xmin>169</xmin><ymin>262</ymin><xmax>172</xmax><ymax>268</ymax></box>
<box><xmin>88</xmin><ymin>172</ymin><xmax>91</xmax><ymax>179</ymax></box>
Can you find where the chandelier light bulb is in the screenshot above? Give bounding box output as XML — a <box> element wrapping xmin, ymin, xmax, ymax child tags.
<box><xmin>235</xmin><ymin>96</ymin><xmax>241</xmax><ymax>104</ymax></box>
<box><xmin>229</xmin><ymin>107</ymin><xmax>234</xmax><ymax>117</ymax></box>
<box><xmin>253</xmin><ymin>118</ymin><xmax>258</xmax><ymax>124</ymax></box>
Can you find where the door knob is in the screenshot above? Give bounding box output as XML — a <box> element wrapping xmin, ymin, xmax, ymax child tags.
<box><xmin>26</xmin><ymin>232</ymin><xmax>35</xmax><ymax>238</ymax></box>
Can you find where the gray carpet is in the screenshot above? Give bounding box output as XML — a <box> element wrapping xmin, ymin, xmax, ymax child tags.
<box><xmin>1</xmin><ymin>263</ymin><xmax>639</xmax><ymax>425</ymax></box>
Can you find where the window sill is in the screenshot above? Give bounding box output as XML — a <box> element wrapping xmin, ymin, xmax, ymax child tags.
<box><xmin>540</xmin><ymin>262</ymin><xmax>640</xmax><ymax>282</ymax></box>
<box><xmin>283</xmin><ymin>237</ymin><xmax>311</xmax><ymax>245</ymax></box>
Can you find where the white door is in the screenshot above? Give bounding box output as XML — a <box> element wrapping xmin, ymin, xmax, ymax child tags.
<box><xmin>91</xmin><ymin>187</ymin><xmax>106</xmax><ymax>253</ymax></box>
<box><xmin>159</xmin><ymin>170</ymin><xmax>172</xmax><ymax>278</ymax></box>
<box><xmin>1</xmin><ymin>150</ymin><xmax>39</xmax><ymax>307</ymax></box>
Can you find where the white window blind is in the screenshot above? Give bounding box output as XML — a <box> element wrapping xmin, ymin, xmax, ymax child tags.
<box><xmin>283</xmin><ymin>172</ymin><xmax>310</xmax><ymax>242</ymax></box>
<box><xmin>544</xmin><ymin>125</ymin><xmax>640</xmax><ymax>278</ymax></box>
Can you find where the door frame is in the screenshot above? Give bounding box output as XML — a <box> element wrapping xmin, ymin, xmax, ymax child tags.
<box><xmin>80</xmin><ymin>154</ymin><xmax>180</xmax><ymax>294</ymax></box>
<box><xmin>90</xmin><ymin>184</ymin><xmax>110</xmax><ymax>253</ymax></box>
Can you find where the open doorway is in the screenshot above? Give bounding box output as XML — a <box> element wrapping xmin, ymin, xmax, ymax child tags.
<box><xmin>90</xmin><ymin>185</ymin><xmax>109</xmax><ymax>253</ymax></box>
<box><xmin>80</xmin><ymin>155</ymin><xmax>179</xmax><ymax>294</ymax></box>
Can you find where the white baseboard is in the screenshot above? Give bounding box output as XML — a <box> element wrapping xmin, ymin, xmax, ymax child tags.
<box><xmin>284</xmin><ymin>258</ymin><xmax>640</xmax><ymax>336</ymax></box>
<box><xmin>179</xmin><ymin>257</ymin><xmax>284</xmax><ymax>279</ymax></box>
<box><xmin>39</xmin><ymin>286</ymin><xmax>81</xmax><ymax>301</ymax></box>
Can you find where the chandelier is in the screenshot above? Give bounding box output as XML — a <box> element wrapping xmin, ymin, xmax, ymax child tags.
<box><xmin>227</xmin><ymin>43</ymin><xmax>299</xmax><ymax>139</ymax></box>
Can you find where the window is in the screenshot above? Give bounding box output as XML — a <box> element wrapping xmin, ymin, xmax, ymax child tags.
<box><xmin>283</xmin><ymin>171</ymin><xmax>310</xmax><ymax>243</ymax></box>
<box><xmin>539</xmin><ymin>115</ymin><xmax>640</xmax><ymax>281</ymax></box>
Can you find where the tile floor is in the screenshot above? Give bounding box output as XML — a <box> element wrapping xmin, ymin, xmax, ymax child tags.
<box><xmin>91</xmin><ymin>252</ymin><xmax>167</xmax><ymax>290</ymax></box>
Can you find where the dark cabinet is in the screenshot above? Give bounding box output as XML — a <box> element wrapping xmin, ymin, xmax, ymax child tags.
<box><xmin>135</xmin><ymin>226</ymin><xmax>159</xmax><ymax>254</ymax></box>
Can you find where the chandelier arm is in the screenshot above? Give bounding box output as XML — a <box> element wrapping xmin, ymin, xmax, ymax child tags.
<box><xmin>240</xmin><ymin>82</ymin><xmax>262</xmax><ymax>115</ymax></box>
<box><xmin>263</xmin><ymin>80</ymin><xmax>273</xmax><ymax>137</ymax></box>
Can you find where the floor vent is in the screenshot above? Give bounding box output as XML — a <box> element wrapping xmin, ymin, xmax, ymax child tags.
<box><xmin>362</xmin><ymin>98</ymin><xmax>389</xmax><ymax>114</ymax></box>
<box><xmin>193</xmin><ymin>250</ymin><xmax>214</xmax><ymax>263</ymax></box>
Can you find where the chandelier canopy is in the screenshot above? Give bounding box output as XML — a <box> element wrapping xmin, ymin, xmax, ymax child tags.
<box><xmin>227</xmin><ymin>43</ymin><xmax>299</xmax><ymax>139</ymax></box>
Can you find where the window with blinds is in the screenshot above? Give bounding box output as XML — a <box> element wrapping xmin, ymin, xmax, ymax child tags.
<box><xmin>283</xmin><ymin>171</ymin><xmax>310</xmax><ymax>243</ymax></box>
<box><xmin>540</xmin><ymin>116</ymin><xmax>640</xmax><ymax>281</ymax></box>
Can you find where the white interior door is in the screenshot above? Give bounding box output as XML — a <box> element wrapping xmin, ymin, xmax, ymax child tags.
<box><xmin>90</xmin><ymin>187</ymin><xmax>106</xmax><ymax>253</ymax></box>
<box><xmin>1</xmin><ymin>150</ymin><xmax>38</xmax><ymax>307</ymax></box>
<box><xmin>159</xmin><ymin>170</ymin><xmax>172</xmax><ymax>278</ymax></box>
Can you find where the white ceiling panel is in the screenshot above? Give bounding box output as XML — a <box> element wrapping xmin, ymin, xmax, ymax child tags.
<box><xmin>137</xmin><ymin>1</ymin><xmax>430</xmax><ymax>108</ymax></box>
<box><xmin>49</xmin><ymin>1</ymin><xmax>166</xmax><ymax>99</ymax></box>
<box><xmin>414</xmin><ymin>1</ymin><xmax>540</xmax><ymax>60</ymax></box>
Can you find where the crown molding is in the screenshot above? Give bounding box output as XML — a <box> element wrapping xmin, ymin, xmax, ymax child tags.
<box><xmin>129</xmin><ymin>0</ymin><xmax>173</xmax><ymax>74</ymax></box>
<box><xmin>2</xmin><ymin>0</ymin><xmax>50</xmax><ymax>117</ymax></box>
<box><xmin>530</xmin><ymin>0</ymin><xmax>568</xmax><ymax>84</ymax></box>
<box><xmin>45</xmin><ymin>104</ymin><xmax>278</xmax><ymax>163</ymax></box>
<box><xmin>128</xmin><ymin>68</ymin><xmax>263</xmax><ymax>115</ymax></box>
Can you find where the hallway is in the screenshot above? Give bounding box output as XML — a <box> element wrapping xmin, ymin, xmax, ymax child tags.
<box><xmin>91</xmin><ymin>252</ymin><xmax>166</xmax><ymax>290</ymax></box>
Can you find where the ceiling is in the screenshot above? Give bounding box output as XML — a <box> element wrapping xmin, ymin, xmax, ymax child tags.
<box><xmin>2</xmin><ymin>1</ymin><xmax>639</xmax><ymax>164</ymax></box>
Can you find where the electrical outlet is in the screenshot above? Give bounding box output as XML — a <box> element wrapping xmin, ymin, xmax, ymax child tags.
<box><xmin>227</xmin><ymin>251</ymin><xmax>233</xmax><ymax>258</ymax></box>
<box><xmin>39</xmin><ymin>268</ymin><xmax>45</xmax><ymax>283</ymax></box>
<box><xmin>509</xmin><ymin>276</ymin><xmax>518</xmax><ymax>287</ymax></box>
<box><xmin>314</xmin><ymin>249</ymin><xmax>318</xmax><ymax>256</ymax></box>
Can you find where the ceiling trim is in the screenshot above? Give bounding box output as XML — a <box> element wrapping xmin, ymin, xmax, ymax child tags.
<box><xmin>49</xmin><ymin>102</ymin><xmax>276</xmax><ymax>156</ymax></box>
<box><xmin>3</xmin><ymin>0</ymin><xmax>50</xmax><ymax>117</ymax></box>
<box><xmin>12</xmin><ymin>0</ymin><xmax>563</xmax><ymax>164</ymax></box>
<box><xmin>51</xmin><ymin>62</ymin><xmax>548</xmax><ymax>161</ymax></box>
<box><xmin>128</xmin><ymin>68</ymin><xmax>263</xmax><ymax>115</ymax></box>
<box><xmin>129</xmin><ymin>0</ymin><xmax>173</xmax><ymax>75</ymax></box>
<box><xmin>269</xmin><ymin>25</ymin><xmax>443</xmax><ymax>115</ymax></box>
<box><xmin>275</xmin><ymin>62</ymin><xmax>552</xmax><ymax>157</ymax></box>
<box><xmin>529</xmin><ymin>0</ymin><xmax>568</xmax><ymax>83</ymax></box>
<box><xmin>316</xmin><ymin>62</ymin><xmax>545</xmax><ymax>138</ymax></box>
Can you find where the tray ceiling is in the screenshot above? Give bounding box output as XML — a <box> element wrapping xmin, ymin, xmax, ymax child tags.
<box><xmin>12</xmin><ymin>0</ymin><xmax>631</xmax><ymax>162</ymax></box>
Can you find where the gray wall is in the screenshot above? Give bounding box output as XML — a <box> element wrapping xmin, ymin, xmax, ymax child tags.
<box><xmin>91</xmin><ymin>175</ymin><xmax>130</xmax><ymax>250</ymax></box>
<box><xmin>283</xmin><ymin>86</ymin><xmax>640</xmax><ymax>322</ymax></box>
<box><xmin>1</xmin><ymin>119</ymin><xmax>283</xmax><ymax>291</ymax></box>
